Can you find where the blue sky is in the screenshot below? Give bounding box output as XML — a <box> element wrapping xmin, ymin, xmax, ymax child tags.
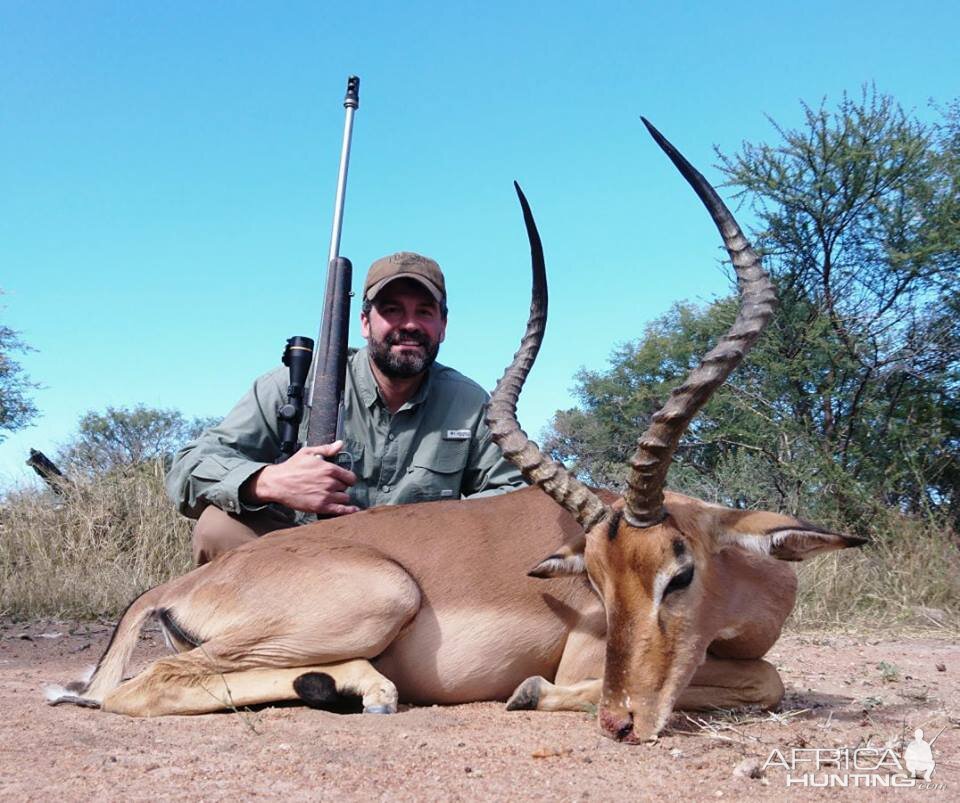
<box><xmin>2</xmin><ymin>0</ymin><xmax>958</xmax><ymax>486</ymax></box>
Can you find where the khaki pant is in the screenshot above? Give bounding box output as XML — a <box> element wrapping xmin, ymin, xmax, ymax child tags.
<box><xmin>192</xmin><ymin>505</ymin><xmax>295</xmax><ymax>565</ymax></box>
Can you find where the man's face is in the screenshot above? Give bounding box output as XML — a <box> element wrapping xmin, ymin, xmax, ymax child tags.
<box><xmin>361</xmin><ymin>278</ymin><xmax>447</xmax><ymax>379</ymax></box>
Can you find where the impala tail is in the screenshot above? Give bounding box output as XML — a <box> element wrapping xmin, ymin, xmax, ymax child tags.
<box><xmin>45</xmin><ymin>588</ymin><xmax>162</xmax><ymax>708</ymax></box>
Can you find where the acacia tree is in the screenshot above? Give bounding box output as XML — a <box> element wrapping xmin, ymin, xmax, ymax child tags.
<box><xmin>545</xmin><ymin>91</ymin><xmax>959</xmax><ymax>527</ymax></box>
<box><xmin>58</xmin><ymin>405</ymin><xmax>217</xmax><ymax>475</ymax></box>
<box><xmin>0</xmin><ymin>295</ymin><xmax>38</xmax><ymax>441</ymax></box>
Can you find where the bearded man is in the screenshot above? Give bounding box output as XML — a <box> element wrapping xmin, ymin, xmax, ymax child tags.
<box><xmin>166</xmin><ymin>252</ymin><xmax>527</xmax><ymax>565</ymax></box>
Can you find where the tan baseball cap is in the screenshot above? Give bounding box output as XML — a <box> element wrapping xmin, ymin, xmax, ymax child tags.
<box><xmin>363</xmin><ymin>252</ymin><xmax>446</xmax><ymax>303</ymax></box>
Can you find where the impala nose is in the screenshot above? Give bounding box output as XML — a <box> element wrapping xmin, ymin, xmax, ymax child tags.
<box><xmin>599</xmin><ymin>708</ymin><xmax>634</xmax><ymax>741</ymax></box>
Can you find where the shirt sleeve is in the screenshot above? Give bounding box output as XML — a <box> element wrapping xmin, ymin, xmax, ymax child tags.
<box><xmin>461</xmin><ymin>414</ymin><xmax>529</xmax><ymax>499</ymax></box>
<box><xmin>165</xmin><ymin>370</ymin><xmax>286</xmax><ymax>518</ymax></box>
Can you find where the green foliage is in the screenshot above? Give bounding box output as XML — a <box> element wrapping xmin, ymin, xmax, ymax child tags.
<box><xmin>57</xmin><ymin>405</ymin><xmax>217</xmax><ymax>475</ymax></box>
<box><xmin>544</xmin><ymin>90</ymin><xmax>959</xmax><ymax>530</ymax></box>
<box><xmin>0</xmin><ymin>292</ymin><xmax>38</xmax><ymax>441</ymax></box>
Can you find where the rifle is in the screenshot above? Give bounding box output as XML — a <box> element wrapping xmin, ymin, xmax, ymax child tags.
<box><xmin>277</xmin><ymin>75</ymin><xmax>359</xmax><ymax>461</ymax></box>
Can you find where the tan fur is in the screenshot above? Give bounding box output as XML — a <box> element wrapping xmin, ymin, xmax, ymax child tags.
<box><xmin>582</xmin><ymin>491</ymin><xmax>859</xmax><ymax>742</ymax></box>
<box><xmin>103</xmin><ymin>659</ymin><xmax>396</xmax><ymax>716</ymax></box>
<box><xmin>52</xmin><ymin>486</ymin><xmax>860</xmax><ymax>740</ymax></box>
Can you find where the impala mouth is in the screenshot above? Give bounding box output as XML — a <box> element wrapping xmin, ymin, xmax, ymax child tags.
<box><xmin>599</xmin><ymin>701</ymin><xmax>667</xmax><ymax>744</ymax></box>
<box><xmin>599</xmin><ymin>708</ymin><xmax>635</xmax><ymax>741</ymax></box>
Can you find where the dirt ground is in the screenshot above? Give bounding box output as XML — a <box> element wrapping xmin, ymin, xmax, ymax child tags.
<box><xmin>1</xmin><ymin>619</ymin><xmax>957</xmax><ymax>801</ymax></box>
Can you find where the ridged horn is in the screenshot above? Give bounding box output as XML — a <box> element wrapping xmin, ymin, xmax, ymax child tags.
<box><xmin>623</xmin><ymin>119</ymin><xmax>777</xmax><ymax>528</ymax></box>
<box><xmin>486</xmin><ymin>182</ymin><xmax>611</xmax><ymax>532</ymax></box>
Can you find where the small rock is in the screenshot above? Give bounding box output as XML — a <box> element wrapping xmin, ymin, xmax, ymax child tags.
<box><xmin>936</xmin><ymin>662</ymin><xmax>947</xmax><ymax>672</ymax></box>
<box><xmin>670</xmin><ymin>748</ymin><xmax>684</xmax><ymax>759</ymax></box>
<box><xmin>531</xmin><ymin>746</ymin><xmax>573</xmax><ymax>758</ymax></box>
<box><xmin>733</xmin><ymin>758</ymin><xmax>765</xmax><ymax>780</ymax></box>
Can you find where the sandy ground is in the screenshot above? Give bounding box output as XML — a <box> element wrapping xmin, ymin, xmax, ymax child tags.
<box><xmin>1</xmin><ymin>619</ymin><xmax>957</xmax><ymax>801</ymax></box>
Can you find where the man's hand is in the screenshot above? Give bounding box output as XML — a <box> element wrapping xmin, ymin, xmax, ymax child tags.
<box><xmin>243</xmin><ymin>441</ymin><xmax>360</xmax><ymax>516</ymax></box>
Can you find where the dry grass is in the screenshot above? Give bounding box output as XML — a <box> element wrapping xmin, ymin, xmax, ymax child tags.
<box><xmin>1</xmin><ymin>466</ymin><xmax>957</xmax><ymax>631</ymax></box>
<box><xmin>789</xmin><ymin>509</ymin><xmax>960</xmax><ymax>632</ymax></box>
<box><xmin>0</xmin><ymin>462</ymin><xmax>192</xmax><ymax>619</ymax></box>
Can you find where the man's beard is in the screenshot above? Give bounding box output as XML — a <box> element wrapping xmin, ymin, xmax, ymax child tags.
<box><xmin>368</xmin><ymin>330</ymin><xmax>440</xmax><ymax>379</ymax></box>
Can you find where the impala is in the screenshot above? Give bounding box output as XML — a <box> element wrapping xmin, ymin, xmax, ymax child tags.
<box><xmin>49</xmin><ymin>120</ymin><xmax>864</xmax><ymax>743</ymax></box>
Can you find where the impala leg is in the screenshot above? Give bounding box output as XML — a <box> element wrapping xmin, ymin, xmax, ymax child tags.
<box><xmin>293</xmin><ymin>660</ymin><xmax>398</xmax><ymax>714</ymax></box>
<box><xmin>507</xmin><ymin>599</ymin><xmax>605</xmax><ymax>713</ymax></box>
<box><xmin>676</xmin><ymin>656</ymin><xmax>784</xmax><ymax>711</ymax></box>
<box><xmin>98</xmin><ymin>544</ymin><xmax>423</xmax><ymax>718</ymax></box>
<box><xmin>506</xmin><ymin>676</ymin><xmax>601</xmax><ymax>712</ymax></box>
<box><xmin>101</xmin><ymin>653</ymin><xmax>399</xmax><ymax>717</ymax></box>
<box><xmin>554</xmin><ymin>597</ymin><xmax>605</xmax><ymax>686</ymax></box>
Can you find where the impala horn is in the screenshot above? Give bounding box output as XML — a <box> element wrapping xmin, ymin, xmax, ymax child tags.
<box><xmin>486</xmin><ymin>183</ymin><xmax>611</xmax><ymax>531</ymax></box>
<box><xmin>623</xmin><ymin>119</ymin><xmax>777</xmax><ymax>527</ymax></box>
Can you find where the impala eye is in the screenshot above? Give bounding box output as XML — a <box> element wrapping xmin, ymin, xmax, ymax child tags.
<box><xmin>664</xmin><ymin>565</ymin><xmax>694</xmax><ymax>597</ymax></box>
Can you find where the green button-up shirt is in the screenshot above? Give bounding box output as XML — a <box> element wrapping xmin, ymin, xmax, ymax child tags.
<box><xmin>166</xmin><ymin>348</ymin><xmax>526</xmax><ymax>521</ymax></box>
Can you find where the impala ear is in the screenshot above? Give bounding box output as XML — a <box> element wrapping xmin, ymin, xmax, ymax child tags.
<box><xmin>763</xmin><ymin>527</ymin><xmax>868</xmax><ymax>561</ymax></box>
<box><xmin>723</xmin><ymin>525</ymin><xmax>868</xmax><ymax>562</ymax></box>
<box><xmin>712</xmin><ymin>506</ymin><xmax>868</xmax><ymax>562</ymax></box>
<box><xmin>528</xmin><ymin>537</ymin><xmax>586</xmax><ymax>578</ymax></box>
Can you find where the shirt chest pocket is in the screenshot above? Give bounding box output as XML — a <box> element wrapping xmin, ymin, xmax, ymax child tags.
<box><xmin>338</xmin><ymin>439</ymin><xmax>366</xmax><ymax>476</ymax></box>
<box><xmin>337</xmin><ymin>439</ymin><xmax>368</xmax><ymax>508</ymax></box>
<box><xmin>405</xmin><ymin>439</ymin><xmax>470</xmax><ymax>503</ymax></box>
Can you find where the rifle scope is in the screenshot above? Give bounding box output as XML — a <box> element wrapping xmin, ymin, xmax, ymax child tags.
<box><xmin>277</xmin><ymin>336</ymin><xmax>315</xmax><ymax>460</ymax></box>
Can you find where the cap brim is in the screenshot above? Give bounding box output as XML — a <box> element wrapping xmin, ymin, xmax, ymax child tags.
<box><xmin>365</xmin><ymin>273</ymin><xmax>444</xmax><ymax>303</ymax></box>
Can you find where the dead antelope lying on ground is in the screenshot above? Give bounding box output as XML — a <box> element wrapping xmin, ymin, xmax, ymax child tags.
<box><xmin>49</xmin><ymin>120</ymin><xmax>865</xmax><ymax>743</ymax></box>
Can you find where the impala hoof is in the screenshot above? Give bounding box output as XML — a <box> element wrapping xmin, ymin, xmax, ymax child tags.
<box><xmin>45</xmin><ymin>692</ymin><xmax>101</xmax><ymax>709</ymax></box>
<box><xmin>363</xmin><ymin>704</ymin><xmax>395</xmax><ymax>714</ymax></box>
<box><xmin>506</xmin><ymin>676</ymin><xmax>543</xmax><ymax>711</ymax></box>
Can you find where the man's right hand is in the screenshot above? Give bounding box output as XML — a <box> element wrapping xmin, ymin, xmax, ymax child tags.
<box><xmin>242</xmin><ymin>441</ymin><xmax>360</xmax><ymax>516</ymax></box>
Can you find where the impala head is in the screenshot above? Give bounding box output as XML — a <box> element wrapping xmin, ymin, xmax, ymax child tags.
<box><xmin>544</xmin><ymin>496</ymin><xmax>863</xmax><ymax>742</ymax></box>
<box><xmin>489</xmin><ymin>121</ymin><xmax>866</xmax><ymax>744</ymax></box>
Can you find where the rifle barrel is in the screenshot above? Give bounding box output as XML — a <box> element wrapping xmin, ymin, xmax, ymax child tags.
<box><xmin>327</xmin><ymin>75</ymin><xmax>360</xmax><ymax>267</ymax></box>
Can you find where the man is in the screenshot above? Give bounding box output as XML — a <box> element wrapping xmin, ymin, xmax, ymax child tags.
<box><xmin>167</xmin><ymin>252</ymin><xmax>527</xmax><ymax>564</ymax></box>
